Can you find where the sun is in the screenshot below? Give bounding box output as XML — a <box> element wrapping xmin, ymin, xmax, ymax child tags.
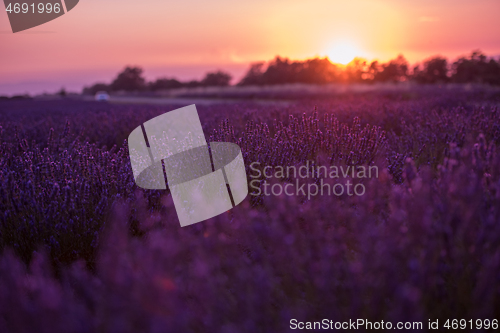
<box><xmin>326</xmin><ymin>41</ymin><xmax>363</xmax><ymax>65</ymax></box>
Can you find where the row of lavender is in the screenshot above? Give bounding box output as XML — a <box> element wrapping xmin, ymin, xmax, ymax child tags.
<box><xmin>0</xmin><ymin>89</ymin><xmax>499</xmax><ymax>331</ymax></box>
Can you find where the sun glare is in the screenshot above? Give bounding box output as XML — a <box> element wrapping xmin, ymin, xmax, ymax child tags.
<box><xmin>326</xmin><ymin>41</ymin><xmax>363</xmax><ymax>65</ymax></box>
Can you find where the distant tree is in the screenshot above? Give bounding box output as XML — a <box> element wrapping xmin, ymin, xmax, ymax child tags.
<box><xmin>363</xmin><ymin>61</ymin><xmax>381</xmax><ymax>82</ymax></box>
<box><xmin>238</xmin><ymin>62</ymin><xmax>266</xmax><ymax>86</ymax></box>
<box><xmin>298</xmin><ymin>57</ymin><xmax>339</xmax><ymax>84</ymax></box>
<box><xmin>201</xmin><ymin>71</ymin><xmax>232</xmax><ymax>86</ymax></box>
<box><xmin>82</xmin><ymin>83</ymin><xmax>110</xmax><ymax>95</ymax></box>
<box><xmin>111</xmin><ymin>66</ymin><xmax>146</xmax><ymax>92</ymax></box>
<box><xmin>260</xmin><ymin>57</ymin><xmax>297</xmax><ymax>85</ymax></box>
<box><xmin>484</xmin><ymin>58</ymin><xmax>500</xmax><ymax>85</ymax></box>
<box><xmin>238</xmin><ymin>57</ymin><xmax>338</xmax><ymax>86</ymax></box>
<box><xmin>9</xmin><ymin>94</ymin><xmax>32</xmax><ymax>100</ymax></box>
<box><xmin>343</xmin><ymin>58</ymin><xmax>369</xmax><ymax>83</ymax></box>
<box><xmin>451</xmin><ymin>51</ymin><xmax>500</xmax><ymax>85</ymax></box>
<box><xmin>148</xmin><ymin>78</ymin><xmax>183</xmax><ymax>91</ymax></box>
<box><xmin>374</xmin><ymin>55</ymin><xmax>409</xmax><ymax>82</ymax></box>
<box><xmin>185</xmin><ymin>80</ymin><xmax>202</xmax><ymax>88</ymax></box>
<box><xmin>412</xmin><ymin>56</ymin><xmax>449</xmax><ymax>83</ymax></box>
<box><xmin>58</xmin><ymin>87</ymin><xmax>67</xmax><ymax>97</ymax></box>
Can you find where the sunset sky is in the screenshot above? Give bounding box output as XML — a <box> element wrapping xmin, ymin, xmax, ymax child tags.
<box><xmin>1</xmin><ymin>0</ymin><xmax>499</xmax><ymax>95</ymax></box>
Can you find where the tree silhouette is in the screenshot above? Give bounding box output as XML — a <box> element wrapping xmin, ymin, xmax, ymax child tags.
<box><xmin>148</xmin><ymin>78</ymin><xmax>183</xmax><ymax>91</ymax></box>
<box><xmin>201</xmin><ymin>71</ymin><xmax>232</xmax><ymax>86</ymax></box>
<box><xmin>298</xmin><ymin>58</ymin><xmax>339</xmax><ymax>83</ymax></box>
<box><xmin>413</xmin><ymin>56</ymin><xmax>449</xmax><ymax>83</ymax></box>
<box><xmin>451</xmin><ymin>51</ymin><xmax>500</xmax><ymax>85</ymax></box>
<box><xmin>111</xmin><ymin>66</ymin><xmax>146</xmax><ymax>92</ymax></box>
<box><xmin>374</xmin><ymin>55</ymin><xmax>408</xmax><ymax>82</ymax></box>
<box><xmin>82</xmin><ymin>83</ymin><xmax>110</xmax><ymax>95</ymax></box>
<box><xmin>238</xmin><ymin>62</ymin><xmax>265</xmax><ymax>86</ymax></box>
<box><xmin>185</xmin><ymin>80</ymin><xmax>202</xmax><ymax>88</ymax></box>
<box><xmin>343</xmin><ymin>58</ymin><xmax>369</xmax><ymax>83</ymax></box>
<box><xmin>238</xmin><ymin>57</ymin><xmax>339</xmax><ymax>86</ymax></box>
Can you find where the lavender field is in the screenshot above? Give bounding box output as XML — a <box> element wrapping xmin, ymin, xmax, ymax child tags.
<box><xmin>0</xmin><ymin>87</ymin><xmax>500</xmax><ymax>332</ymax></box>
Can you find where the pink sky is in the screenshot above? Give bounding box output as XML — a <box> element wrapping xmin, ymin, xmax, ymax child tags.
<box><xmin>1</xmin><ymin>0</ymin><xmax>499</xmax><ymax>95</ymax></box>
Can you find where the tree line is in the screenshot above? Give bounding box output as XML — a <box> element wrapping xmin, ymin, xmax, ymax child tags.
<box><xmin>83</xmin><ymin>69</ymin><xmax>232</xmax><ymax>95</ymax></box>
<box><xmin>83</xmin><ymin>50</ymin><xmax>500</xmax><ymax>94</ymax></box>
<box><xmin>239</xmin><ymin>50</ymin><xmax>500</xmax><ymax>86</ymax></box>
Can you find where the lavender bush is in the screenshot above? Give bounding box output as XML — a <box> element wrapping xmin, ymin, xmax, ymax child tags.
<box><xmin>0</xmin><ymin>88</ymin><xmax>499</xmax><ymax>332</ymax></box>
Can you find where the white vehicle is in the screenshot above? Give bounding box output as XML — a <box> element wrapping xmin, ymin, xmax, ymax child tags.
<box><xmin>94</xmin><ymin>91</ymin><xmax>110</xmax><ymax>101</ymax></box>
